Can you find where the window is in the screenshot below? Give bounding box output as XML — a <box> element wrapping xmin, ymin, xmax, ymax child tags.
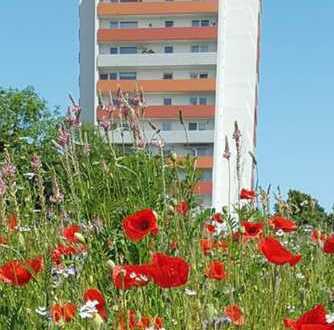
<box><xmin>119</xmin><ymin>72</ymin><xmax>137</xmax><ymax>80</ymax></box>
<box><xmin>201</xmin><ymin>170</ymin><xmax>212</xmax><ymax>181</ymax></box>
<box><xmin>110</xmin><ymin>21</ymin><xmax>119</xmax><ymax>29</ymax></box>
<box><xmin>191</xmin><ymin>45</ymin><xmax>200</xmax><ymax>53</ymax></box>
<box><xmin>163</xmin><ymin>73</ymin><xmax>173</xmax><ymax>80</ymax></box>
<box><xmin>164</xmin><ymin>46</ymin><xmax>174</xmax><ymax>53</ymax></box>
<box><xmin>190</xmin><ymin>72</ymin><xmax>198</xmax><ymax>79</ymax></box>
<box><xmin>192</xmin><ymin>20</ymin><xmax>200</xmax><ymax>27</ymax></box>
<box><xmin>188</xmin><ymin>122</ymin><xmax>198</xmax><ymax>131</ymax></box>
<box><xmin>190</xmin><ymin>97</ymin><xmax>198</xmax><ymax>105</ymax></box>
<box><xmin>198</xmin><ymin>121</ymin><xmax>207</xmax><ymax>130</ymax></box>
<box><xmin>110</xmin><ymin>72</ymin><xmax>118</xmax><ymax>80</ymax></box>
<box><xmin>100</xmin><ymin>73</ymin><xmax>108</xmax><ymax>80</ymax></box>
<box><xmin>162</xmin><ymin>122</ymin><xmax>172</xmax><ymax>131</ymax></box>
<box><xmin>163</xmin><ymin>97</ymin><xmax>172</xmax><ymax>105</ymax></box>
<box><xmin>165</xmin><ymin>21</ymin><xmax>174</xmax><ymax>27</ymax></box>
<box><xmin>120</xmin><ymin>21</ymin><xmax>138</xmax><ymax>29</ymax></box>
<box><xmin>110</xmin><ymin>47</ymin><xmax>118</xmax><ymax>54</ymax></box>
<box><xmin>120</xmin><ymin>46</ymin><xmax>137</xmax><ymax>54</ymax></box>
<box><xmin>192</xmin><ymin>44</ymin><xmax>209</xmax><ymax>53</ymax></box>
<box><xmin>192</xmin><ymin>19</ymin><xmax>210</xmax><ymax>27</ymax></box>
<box><xmin>199</xmin><ymin>73</ymin><xmax>208</xmax><ymax>79</ymax></box>
<box><xmin>199</xmin><ymin>97</ymin><xmax>207</xmax><ymax>105</ymax></box>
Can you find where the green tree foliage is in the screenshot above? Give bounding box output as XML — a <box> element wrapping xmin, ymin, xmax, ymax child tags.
<box><xmin>0</xmin><ymin>86</ymin><xmax>60</xmax><ymax>152</ymax></box>
<box><xmin>281</xmin><ymin>189</ymin><xmax>333</xmax><ymax>228</ymax></box>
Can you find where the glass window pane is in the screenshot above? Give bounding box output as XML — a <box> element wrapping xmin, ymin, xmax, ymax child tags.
<box><xmin>199</xmin><ymin>121</ymin><xmax>207</xmax><ymax>130</ymax></box>
<box><xmin>110</xmin><ymin>73</ymin><xmax>118</xmax><ymax>80</ymax></box>
<box><xmin>164</xmin><ymin>46</ymin><xmax>174</xmax><ymax>53</ymax></box>
<box><xmin>110</xmin><ymin>47</ymin><xmax>118</xmax><ymax>54</ymax></box>
<box><xmin>200</xmin><ymin>45</ymin><xmax>209</xmax><ymax>52</ymax></box>
<box><xmin>192</xmin><ymin>20</ymin><xmax>200</xmax><ymax>27</ymax></box>
<box><xmin>162</xmin><ymin>122</ymin><xmax>172</xmax><ymax>131</ymax></box>
<box><xmin>120</xmin><ymin>21</ymin><xmax>138</xmax><ymax>29</ymax></box>
<box><xmin>190</xmin><ymin>97</ymin><xmax>198</xmax><ymax>105</ymax></box>
<box><xmin>199</xmin><ymin>97</ymin><xmax>207</xmax><ymax>105</ymax></box>
<box><xmin>120</xmin><ymin>46</ymin><xmax>137</xmax><ymax>54</ymax></box>
<box><xmin>199</xmin><ymin>73</ymin><xmax>208</xmax><ymax>79</ymax></box>
<box><xmin>119</xmin><ymin>72</ymin><xmax>137</xmax><ymax>80</ymax></box>
<box><xmin>163</xmin><ymin>98</ymin><xmax>172</xmax><ymax>105</ymax></box>
<box><xmin>163</xmin><ymin>73</ymin><xmax>173</xmax><ymax>80</ymax></box>
<box><xmin>190</xmin><ymin>72</ymin><xmax>198</xmax><ymax>79</ymax></box>
<box><xmin>188</xmin><ymin>122</ymin><xmax>197</xmax><ymax>131</ymax></box>
<box><xmin>110</xmin><ymin>21</ymin><xmax>119</xmax><ymax>29</ymax></box>
<box><xmin>100</xmin><ymin>73</ymin><xmax>108</xmax><ymax>80</ymax></box>
<box><xmin>165</xmin><ymin>21</ymin><xmax>174</xmax><ymax>27</ymax></box>
<box><xmin>201</xmin><ymin>20</ymin><xmax>210</xmax><ymax>27</ymax></box>
<box><xmin>191</xmin><ymin>45</ymin><xmax>200</xmax><ymax>53</ymax></box>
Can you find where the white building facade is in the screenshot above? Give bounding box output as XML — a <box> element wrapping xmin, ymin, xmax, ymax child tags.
<box><xmin>79</xmin><ymin>0</ymin><xmax>261</xmax><ymax>208</ymax></box>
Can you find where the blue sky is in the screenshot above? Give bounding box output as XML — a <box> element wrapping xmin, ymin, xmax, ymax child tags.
<box><xmin>0</xmin><ymin>1</ymin><xmax>333</xmax><ymax>209</ymax></box>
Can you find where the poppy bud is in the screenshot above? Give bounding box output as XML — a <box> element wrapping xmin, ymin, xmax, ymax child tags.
<box><xmin>74</xmin><ymin>232</ymin><xmax>86</xmax><ymax>244</ymax></box>
<box><xmin>107</xmin><ymin>260</ymin><xmax>115</xmax><ymax>270</ymax></box>
<box><xmin>171</xmin><ymin>152</ymin><xmax>177</xmax><ymax>162</ymax></box>
<box><xmin>92</xmin><ymin>312</ymin><xmax>104</xmax><ymax>329</ymax></box>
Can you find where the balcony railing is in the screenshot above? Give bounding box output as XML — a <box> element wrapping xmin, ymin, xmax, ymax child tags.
<box><xmin>98</xmin><ymin>27</ymin><xmax>217</xmax><ymax>43</ymax></box>
<box><xmin>98</xmin><ymin>1</ymin><xmax>218</xmax><ymax>17</ymax></box>
<box><xmin>97</xmin><ymin>79</ymin><xmax>216</xmax><ymax>93</ymax></box>
<box><xmin>97</xmin><ymin>52</ymin><xmax>217</xmax><ymax>68</ymax></box>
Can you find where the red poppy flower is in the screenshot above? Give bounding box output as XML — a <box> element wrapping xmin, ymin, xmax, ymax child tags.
<box><xmin>240</xmin><ymin>189</ymin><xmax>256</xmax><ymax>200</ymax></box>
<box><xmin>154</xmin><ymin>317</ymin><xmax>164</xmax><ymax>329</ymax></box>
<box><xmin>118</xmin><ymin>310</ymin><xmax>137</xmax><ymax>330</ymax></box>
<box><xmin>224</xmin><ymin>304</ymin><xmax>245</xmax><ymax>326</ymax></box>
<box><xmin>241</xmin><ymin>221</ymin><xmax>264</xmax><ymax>239</ymax></box>
<box><xmin>311</xmin><ymin>230</ymin><xmax>327</xmax><ymax>242</ymax></box>
<box><xmin>62</xmin><ymin>224</ymin><xmax>81</xmax><ymax>243</ymax></box>
<box><xmin>323</xmin><ymin>234</ymin><xmax>334</xmax><ymax>254</ymax></box>
<box><xmin>284</xmin><ymin>304</ymin><xmax>334</xmax><ymax>330</ymax></box>
<box><xmin>269</xmin><ymin>215</ymin><xmax>297</xmax><ymax>232</ymax></box>
<box><xmin>122</xmin><ymin>208</ymin><xmax>158</xmax><ymax>242</ymax></box>
<box><xmin>112</xmin><ymin>264</ymin><xmax>152</xmax><ymax>290</ymax></box>
<box><xmin>205</xmin><ymin>261</ymin><xmax>227</xmax><ymax>280</ymax></box>
<box><xmin>51</xmin><ymin>303</ymin><xmax>77</xmax><ymax>324</ymax></box>
<box><xmin>259</xmin><ymin>237</ymin><xmax>301</xmax><ymax>266</ymax></box>
<box><xmin>137</xmin><ymin>316</ymin><xmax>151</xmax><ymax>329</ymax></box>
<box><xmin>7</xmin><ymin>213</ymin><xmax>17</xmax><ymax>231</ymax></box>
<box><xmin>176</xmin><ymin>201</ymin><xmax>189</xmax><ymax>216</ymax></box>
<box><xmin>52</xmin><ymin>243</ymin><xmax>86</xmax><ymax>265</ymax></box>
<box><xmin>83</xmin><ymin>288</ymin><xmax>108</xmax><ymax>321</ymax></box>
<box><xmin>149</xmin><ymin>253</ymin><xmax>190</xmax><ymax>288</ymax></box>
<box><xmin>200</xmin><ymin>239</ymin><xmax>215</xmax><ymax>255</ymax></box>
<box><xmin>0</xmin><ymin>256</ymin><xmax>43</xmax><ymax>286</ymax></box>
<box><xmin>212</xmin><ymin>213</ymin><xmax>223</xmax><ymax>223</ymax></box>
<box><xmin>0</xmin><ymin>235</ymin><xmax>7</xmax><ymax>245</ymax></box>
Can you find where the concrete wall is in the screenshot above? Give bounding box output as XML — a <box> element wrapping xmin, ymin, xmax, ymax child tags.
<box><xmin>212</xmin><ymin>0</ymin><xmax>261</xmax><ymax>209</ymax></box>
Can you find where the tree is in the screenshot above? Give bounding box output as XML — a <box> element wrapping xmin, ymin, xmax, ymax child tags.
<box><xmin>279</xmin><ymin>189</ymin><xmax>333</xmax><ymax>228</ymax></box>
<box><xmin>0</xmin><ymin>86</ymin><xmax>60</xmax><ymax>155</ymax></box>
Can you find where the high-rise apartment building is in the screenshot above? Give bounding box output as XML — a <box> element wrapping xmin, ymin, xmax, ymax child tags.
<box><xmin>79</xmin><ymin>0</ymin><xmax>261</xmax><ymax>207</ymax></box>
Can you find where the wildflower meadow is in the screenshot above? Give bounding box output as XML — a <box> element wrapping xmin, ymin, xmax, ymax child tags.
<box><xmin>0</xmin><ymin>90</ymin><xmax>333</xmax><ymax>330</ymax></box>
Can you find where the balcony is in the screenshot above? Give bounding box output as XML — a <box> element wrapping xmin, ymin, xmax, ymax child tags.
<box><xmin>97</xmin><ymin>79</ymin><xmax>216</xmax><ymax>93</ymax></box>
<box><xmin>97</xmin><ymin>1</ymin><xmax>218</xmax><ymax>17</ymax></box>
<box><xmin>98</xmin><ymin>105</ymin><xmax>215</xmax><ymax>120</ymax></box>
<box><xmin>108</xmin><ymin>129</ymin><xmax>214</xmax><ymax>144</ymax></box>
<box><xmin>97</xmin><ymin>52</ymin><xmax>217</xmax><ymax>68</ymax></box>
<box><xmin>98</xmin><ymin>27</ymin><xmax>217</xmax><ymax>43</ymax></box>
